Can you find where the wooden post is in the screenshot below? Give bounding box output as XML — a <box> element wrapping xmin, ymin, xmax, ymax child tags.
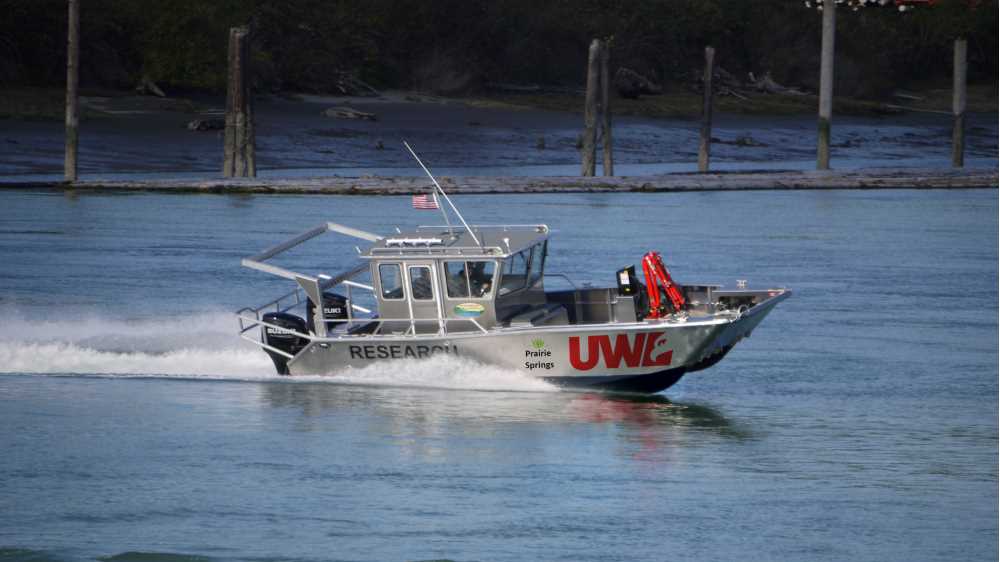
<box><xmin>581</xmin><ymin>39</ymin><xmax>601</xmax><ymax>177</ymax></box>
<box><xmin>698</xmin><ymin>46</ymin><xmax>715</xmax><ymax>173</ymax></box>
<box><xmin>951</xmin><ymin>37</ymin><xmax>967</xmax><ymax>168</ymax></box>
<box><xmin>64</xmin><ymin>0</ymin><xmax>79</xmax><ymax>182</ymax></box>
<box><xmin>599</xmin><ymin>41</ymin><xmax>613</xmax><ymax>177</ymax></box>
<box><xmin>223</xmin><ymin>26</ymin><xmax>256</xmax><ymax>178</ymax></box>
<box><xmin>817</xmin><ymin>0</ymin><xmax>836</xmax><ymax>170</ymax></box>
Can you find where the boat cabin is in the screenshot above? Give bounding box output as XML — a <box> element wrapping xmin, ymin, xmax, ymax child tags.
<box><xmin>362</xmin><ymin>225</ymin><xmax>558</xmax><ymax>333</ymax></box>
<box><xmin>240</xmin><ymin>221</ymin><xmax>662</xmax><ymax>341</ymax></box>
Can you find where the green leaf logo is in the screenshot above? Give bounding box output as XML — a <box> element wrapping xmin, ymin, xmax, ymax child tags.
<box><xmin>531</xmin><ymin>339</ymin><xmax>545</xmax><ymax>349</ymax></box>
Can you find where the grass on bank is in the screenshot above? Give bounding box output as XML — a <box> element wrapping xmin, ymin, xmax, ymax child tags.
<box><xmin>466</xmin><ymin>83</ymin><xmax>998</xmax><ymax>118</ymax></box>
<box><xmin>0</xmin><ymin>88</ymin><xmax>75</xmax><ymax>120</ymax></box>
<box><xmin>0</xmin><ymin>88</ymin><xmax>201</xmax><ymax>121</ymax></box>
<box><xmin>1</xmin><ymin>83</ymin><xmax>995</xmax><ymax>122</ymax></box>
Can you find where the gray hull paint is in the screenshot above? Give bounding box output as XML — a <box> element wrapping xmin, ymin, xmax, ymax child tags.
<box><xmin>286</xmin><ymin>293</ymin><xmax>787</xmax><ymax>392</ymax></box>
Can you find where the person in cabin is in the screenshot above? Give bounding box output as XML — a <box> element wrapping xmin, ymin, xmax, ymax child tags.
<box><xmin>469</xmin><ymin>262</ymin><xmax>492</xmax><ymax>297</ymax></box>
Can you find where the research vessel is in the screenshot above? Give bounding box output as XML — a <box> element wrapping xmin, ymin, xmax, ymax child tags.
<box><xmin>236</xmin><ymin>145</ymin><xmax>789</xmax><ymax>393</ymax></box>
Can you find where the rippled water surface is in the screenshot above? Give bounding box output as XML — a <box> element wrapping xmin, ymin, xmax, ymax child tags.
<box><xmin>0</xmin><ymin>189</ymin><xmax>996</xmax><ymax>562</ymax></box>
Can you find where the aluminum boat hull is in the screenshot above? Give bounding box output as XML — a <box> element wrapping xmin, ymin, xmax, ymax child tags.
<box><xmin>284</xmin><ymin>291</ymin><xmax>787</xmax><ymax>393</ymax></box>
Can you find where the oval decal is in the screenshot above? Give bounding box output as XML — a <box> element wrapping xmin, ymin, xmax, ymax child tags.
<box><xmin>454</xmin><ymin>303</ymin><xmax>485</xmax><ymax>317</ymax></box>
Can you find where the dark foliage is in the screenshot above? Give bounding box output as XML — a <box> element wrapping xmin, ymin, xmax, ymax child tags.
<box><xmin>0</xmin><ymin>0</ymin><xmax>994</xmax><ymax>97</ymax></box>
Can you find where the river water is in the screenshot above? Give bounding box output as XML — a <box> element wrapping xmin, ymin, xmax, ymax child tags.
<box><xmin>0</xmin><ymin>188</ymin><xmax>996</xmax><ymax>562</ymax></box>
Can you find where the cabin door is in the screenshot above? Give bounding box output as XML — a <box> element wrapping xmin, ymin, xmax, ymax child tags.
<box><xmin>403</xmin><ymin>262</ymin><xmax>443</xmax><ymax>334</ymax></box>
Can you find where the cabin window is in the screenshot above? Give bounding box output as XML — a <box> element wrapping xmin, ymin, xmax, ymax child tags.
<box><xmin>468</xmin><ymin>261</ymin><xmax>495</xmax><ymax>298</ymax></box>
<box><xmin>499</xmin><ymin>249</ymin><xmax>530</xmax><ymax>295</ymax></box>
<box><xmin>409</xmin><ymin>266</ymin><xmax>433</xmax><ymax>300</ymax></box>
<box><xmin>445</xmin><ymin>261</ymin><xmax>495</xmax><ymax>299</ymax></box>
<box><xmin>528</xmin><ymin>242</ymin><xmax>546</xmax><ymax>287</ymax></box>
<box><xmin>445</xmin><ymin>261</ymin><xmax>469</xmax><ymax>298</ymax></box>
<box><xmin>379</xmin><ymin>264</ymin><xmax>404</xmax><ymax>300</ymax></box>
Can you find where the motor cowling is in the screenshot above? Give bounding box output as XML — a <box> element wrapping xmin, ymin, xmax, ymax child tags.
<box><xmin>306</xmin><ymin>291</ymin><xmax>349</xmax><ymax>333</ymax></box>
<box><xmin>261</xmin><ymin>312</ymin><xmax>309</xmax><ymax>375</ymax></box>
<box><xmin>616</xmin><ymin>265</ymin><xmax>649</xmax><ymax>321</ymax></box>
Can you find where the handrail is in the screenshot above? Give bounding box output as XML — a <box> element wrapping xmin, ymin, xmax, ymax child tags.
<box><xmin>416</xmin><ymin>224</ymin><xmax>547</xmax><ymax>233</ymax></box>
<box><xmin>342</xmin><ymin>280</ymin><xmax>373</xmax><ymax>291</ymax></box>
<box><xmin>238</xmin><ymin>313</ymin><xmax>490</xmax><ymax>343</ymax></box>
<box><xmin>241</xmin><ymin>267</ymin><xmax>376</xmax><ymax>323</ymax></box>
<box><xmin>238</xmin><ymin>238</ymin><xmax>494</xmax><ymax>356</ymax></box>
<box><xmin>245</xmin><ymin>286</ymin><xmax>306</xmax><ymax>318</ymax></box>
<box><xmin>368</xmin><ymin>246</ymin><xmax>502</xmax><ymax>256</ymax></box>
<box><xmin>241</xmin><ymin>335</ymin><xmax>296</xmax><ymax>359</ymax></box>
<box><xmin>542</xmin><ymin>273</ymin><xmax>579</xmax><ymax>289</ymax></box>
<box><xmin>242</xmin><ymin>222</ymin><xmax>381</xmax><ymax>281</ymax></box>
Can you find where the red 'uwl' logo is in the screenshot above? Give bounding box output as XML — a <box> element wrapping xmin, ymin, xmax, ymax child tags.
<box><xmin>568</xmin><ymin>332</ymin><xmax>673</xmax><ymax>371</ymax></box>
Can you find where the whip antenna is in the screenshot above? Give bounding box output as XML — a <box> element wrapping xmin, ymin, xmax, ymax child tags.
<box><xmin>403</xmin><ymin>141</ymin><xmax>481</xmax><ymax>247</ymax></box>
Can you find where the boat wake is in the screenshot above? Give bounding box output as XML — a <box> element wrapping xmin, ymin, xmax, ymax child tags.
<box><xmin>0</xmin><ymin>309</ymin><xmax>274</xmax><ymax>378</ymax></box>
<box><xmin>0</xmin><ymin>309</ymin><xmax>556</xmax><ymax>391</ymax></box>
<box><xmin>312</xmin><ymin>354</ymin><xmax>557</xmax><ymax>392</ymax></box>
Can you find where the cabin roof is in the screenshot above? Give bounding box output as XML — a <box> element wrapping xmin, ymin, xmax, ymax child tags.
<box><xmin>363</xmin><ymin>224</ymin><xmax>549</xmax><ymax>260</ymax></box>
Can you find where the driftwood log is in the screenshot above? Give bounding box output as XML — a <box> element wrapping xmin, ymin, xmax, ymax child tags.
<box><xmin>748</xmin><ymin>72</ymin><xmax>807</xmax><ymax>95</ymax></box>
<box><xmin>322</xmin><ymin>107</ymin><xmax>377</xmax><ymax>121</ymax></box>
<box><xmin>335</xmin><ymin>74</ymin><xmax>380</xmax><ymax>97</ymax></box>
<box><xmin>187</xmin><ymin>118</ymin><xmax>225</xmax><ymax>132</ymax></box>
<box><xmin>614</xmin><ymin>68</ymin><xmax>662</xmax><ymax>99</ymax></box>
<box><xmin>135</xmin><ymin>75</ymin><xmax>166</xmax><ymax>97</ymax></box>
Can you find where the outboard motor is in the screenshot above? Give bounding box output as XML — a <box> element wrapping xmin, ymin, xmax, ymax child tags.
<box><xmin>306</xmin><ymin>292</ymin><xmax>349</xmax><ymax>334</ymax></box>
<box><xmin>617</xmin><ymin>265</ymin><xmax>648</xmax><ymax>321</ymax></box>
<box><xmin>616</xmin><ymin>265</ymin><xmax>639</xmax><ymax>296</ymax></box>
<box><xmin>261</xmin><ymin>312</ymin><xmax>309</xmax><ymax>375</ymax></box>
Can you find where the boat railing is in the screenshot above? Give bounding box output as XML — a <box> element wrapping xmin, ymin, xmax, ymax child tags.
<box><xmin>237</xmin><ymin>313</ymin><xmax>489</xmax><ymax>358</ymax></box>
<box><xmin>542</xmin><ymin>272</ymin><xmax>579</xmax><ymax>289</ymax></box>
<box><xmin>237</xmin><ymin>267</ymin><xmax>491</xmax><ymax>357</ymax></box>
<box><xmin>238</xmin><ymin>286</ymin><xmax>306</xmax><ymax>318</ymax></box>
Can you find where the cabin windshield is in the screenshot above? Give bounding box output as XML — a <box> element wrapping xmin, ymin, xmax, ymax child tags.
<box><xmin>499</xmin><ymin>241</ymin><xmax>547</xmax><ymax>295</ymax></box>
<box><xmin>528</xmin><ymin>241</ymin><xmax>547</xmax><ymax>286</ymax></box>
<box><xmin>499</xmin><ymin>250</ymin><xmax>530</xmax><ymax>294</ymax></box>
<box><xmin>445</xmin><ymin>260</ymin><xmax>495</xmax><ymax>299</ymax></box>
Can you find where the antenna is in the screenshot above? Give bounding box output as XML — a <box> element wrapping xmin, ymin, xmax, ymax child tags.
<box><xmin>403</xmin><ymin>141</ymin><xmax>481</xmax><ymax>248</ymax></box>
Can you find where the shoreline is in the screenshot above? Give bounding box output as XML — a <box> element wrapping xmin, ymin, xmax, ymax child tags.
<box><xmin>2</xmin><ymin>168</ymin><xmax>995</xmax><ymax>195</ymax></box>
<box><xmin>2</xmin><ymin>83</ymin><xmax>998</xmax><ymax>121</ymax></box>
<box><xmin>4</xmin><ymin>88</ymin><xmax>997</xmax><ymax>186</ymax></box>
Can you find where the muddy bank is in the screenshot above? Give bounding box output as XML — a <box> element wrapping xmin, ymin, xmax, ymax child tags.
<box><xmin>3</xmin><ymin>168</ymin><xmax>995</xmax><ymax>194</ymax></box>
<box><xmin>1</xmin><ymin>91</ymin><xmax>997</xmax><ymax>182</ymax></box>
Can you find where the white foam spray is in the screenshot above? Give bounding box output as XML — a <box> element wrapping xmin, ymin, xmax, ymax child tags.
<box><xmin>0</xmin><ymin>309</ymin><xmax>556</xmax><ymax>392</ymax></box>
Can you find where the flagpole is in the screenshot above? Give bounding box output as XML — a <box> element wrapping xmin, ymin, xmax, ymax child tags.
<box><xmin>430</xmin><ymin>188</ymin><xmax>452</xmax><ymax>236</ymax></box>
<box><xmin>403</xmin><ymin>141</ymin><xmax>481</xmax><ymax>247</ymax></box>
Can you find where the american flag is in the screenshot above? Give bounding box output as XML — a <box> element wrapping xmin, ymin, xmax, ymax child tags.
<box><xmin>412</xmin><ymin>192</ymin><xmax>439</xmax><ymax>210</ymax></box>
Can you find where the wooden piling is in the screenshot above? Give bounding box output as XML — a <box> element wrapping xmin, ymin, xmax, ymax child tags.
<box><xmin>817</xmin><ymin>0</ymin><xmax>836</xmax><ymax>171</ymax></box>
<box><xmin>223</xmin><ymin>26</ymin><xmax>256</xmax><ymax>178</ymax></box>
<box><xmin>698</xmin><ymin>46</ymin><xmax>715</xmax><ymax>173</ymax></box>
<box><xmin>64</xmin><ymin>0</ymin><xmax>79</xmax><ymax>182</ymax></box>
<box><xmin>951</xmin><ymin>37</ymin><xmax>967</xmax><ymax>168</ymax></box>
<box><xmin>599</xmin><ymin>41</ymin><xmax>613</xmax><ymax>177</ymax></box>
<box><xmin>581</xmin><ymin>39</ymin><xmax>601</xmax><ymax>177</ymax></box>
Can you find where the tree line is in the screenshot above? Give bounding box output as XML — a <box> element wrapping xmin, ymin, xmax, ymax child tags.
<box><xmin>1</xmin><ymin>0</ymin><xmax>995</xmax><ymax>98</ymax></box>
